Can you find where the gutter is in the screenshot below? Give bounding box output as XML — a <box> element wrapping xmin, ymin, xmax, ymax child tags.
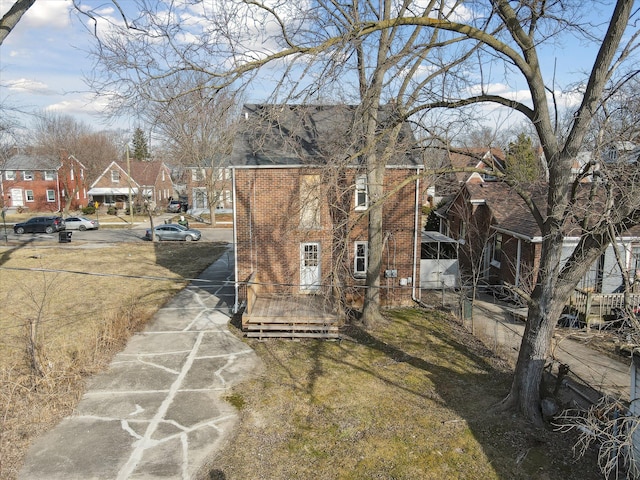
<box><xmin>412</xmin><ymin>167</ymin><xmax>421</xmax><ymax>304</ymax></box>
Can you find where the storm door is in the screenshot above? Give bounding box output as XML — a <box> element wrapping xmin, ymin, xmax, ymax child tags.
<box><xmin>300</xmin><ymin>242</ymin><xmax>321</xmax><ymax>293</ymax></box>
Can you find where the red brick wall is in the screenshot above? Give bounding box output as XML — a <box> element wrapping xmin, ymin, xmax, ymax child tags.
<box><xmin>234</xmin><ymin>166</ymin><xmax>419</xmax><ymax>306</ymax></box>
<box><xmin>3</xmin><ymin>159</ymin><xmax>86</xmax><ymax>212</ymax></box>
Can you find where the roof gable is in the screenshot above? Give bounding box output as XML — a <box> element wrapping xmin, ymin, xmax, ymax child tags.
<box><xmin>229</xmin><ymin>104</ymin><xmax>421</xmax><ymax>168</ymax></box>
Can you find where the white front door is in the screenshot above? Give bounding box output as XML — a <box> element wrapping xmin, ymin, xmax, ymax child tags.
<box><xmin>300</xmin><ymin>242</ymin><xmax>321</xmax><ymax>292</ymax></box>
<box><xmin>10</xmin><ymin>189</ymin><xmax>24</xmax><ymax>207</ymax></box>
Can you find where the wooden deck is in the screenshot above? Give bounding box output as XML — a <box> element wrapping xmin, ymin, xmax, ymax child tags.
<box><xmin>242</xmin><ymin>294</ymin><xmax>342</xmax><ymax>339</ymax></box>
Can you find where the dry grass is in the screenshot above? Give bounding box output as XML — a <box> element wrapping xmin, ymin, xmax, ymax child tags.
<box><xmin>213</xmin><ymin>309</ymin><xmax>602</xmax><ymax>480</ymax></box>
<box><xmin>0</xmin><ymin>242</ymin><xmax>227</xmax><ymax>480</ymax></box>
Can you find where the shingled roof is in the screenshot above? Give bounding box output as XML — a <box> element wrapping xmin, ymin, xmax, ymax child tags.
<box><xmin>463</xmin><ymin>182</ymin><xmax>640</xmax><ymax>240</ymax></box>
<box><xmin>3</xmin><ymin>153</ymin><xmax>61</xmax><ymax>171</ymax></box>
<box><xmin>229</xmin><ymin>104</ymin><xmax>421</xmax><ymax>168</ymax></box>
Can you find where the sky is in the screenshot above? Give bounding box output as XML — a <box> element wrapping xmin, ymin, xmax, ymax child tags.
<box><xmin>0</xmin><ymin>0</ymin><xmax>630</xmax><ymax>138</ymax></box>
<box><xmin>0</xmin><ymin>0</ymin><xmax>120</xmax><ymax>130</ymax></box>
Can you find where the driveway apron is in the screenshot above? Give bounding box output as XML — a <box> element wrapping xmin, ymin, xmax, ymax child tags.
<box><xmin>19</xmin><ymin>247</ymin><xmax>260</xmax><ymax>480</ymax></box>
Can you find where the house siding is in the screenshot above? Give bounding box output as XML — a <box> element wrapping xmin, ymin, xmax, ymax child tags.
<box><xmin>234</xmin><ymin>166</ymin><xmax>419</xmax><ymax>307</ymax></box>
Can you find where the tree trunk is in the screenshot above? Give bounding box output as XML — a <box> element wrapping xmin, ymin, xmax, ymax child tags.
<box><xmin>362</xmin><ymin>160</ymin><xmax>386</xmax><ymax>327</ymax></box>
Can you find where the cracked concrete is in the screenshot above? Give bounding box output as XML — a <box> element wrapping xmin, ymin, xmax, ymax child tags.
<box><xmin>19</xmin><ymin>247</ymin><xmax>260</xmax><ymax>480</ymax></box>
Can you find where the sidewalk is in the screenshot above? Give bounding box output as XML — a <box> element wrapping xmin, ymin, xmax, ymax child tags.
<box><xmin>449</xmin><ymin>293</ymin><xmax>631</xmax><ymax>404</ymax></box>
<box><xmin>19</xmin><ymin>247</ymin><xmax>261</xmax><ymax>480</ymax></box>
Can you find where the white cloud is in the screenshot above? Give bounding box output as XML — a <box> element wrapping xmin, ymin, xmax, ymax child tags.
<box><xmin>46</xmin><ymin>93</ymin><xmax>106</xmax><ymax>116</ymax></box>
<box><xmin>5</xmin><ymin>78</ymin><xmax>52</xmax><ymax>94</ymax></box>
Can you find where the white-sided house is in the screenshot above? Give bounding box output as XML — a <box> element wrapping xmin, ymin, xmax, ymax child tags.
<box><xmin>420</xmin><ymin>231</ymin><xmax>459</xmax><ymax>289</ymax></box>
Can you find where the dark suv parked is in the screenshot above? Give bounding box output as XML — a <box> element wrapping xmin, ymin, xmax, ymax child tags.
<box><xmin>14</xmin><ymin>216</ymin><xmax>66</xmax><ymax>234</ymax></box>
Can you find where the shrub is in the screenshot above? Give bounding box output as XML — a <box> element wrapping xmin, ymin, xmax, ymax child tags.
<box><xmin>82</xmin><ymin>205</ymin><xmax>96</xmax><ymax>215</ymax></box>
<box><xmin>107</xmin><ymin>206</ymin><xmax>118</xmax><ymax>215</ymax></box>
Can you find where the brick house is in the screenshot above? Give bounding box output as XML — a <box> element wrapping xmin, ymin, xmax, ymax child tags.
<box><xmin>440</xmin><ymin>181</ymin><xmax>640</xmax><ymax>296</ymax></box>
<box><xmin>229</xmin><ymin>104</ymin><xmax>423</xmax><ymax>336</ymax></box>
<box><xmin>0</xmin><ymin>152</ymin><xmax>87</xmax><ymax>212</ymax></box>
<box><xmin>182</xmin><ymin>165</ymin><xmax>233</xmax><ymax>213</ymax></box>
<box><xmin>88</xmin><ymin>160</ymin><xmax>175</xmax><ymax>210</ymax></box>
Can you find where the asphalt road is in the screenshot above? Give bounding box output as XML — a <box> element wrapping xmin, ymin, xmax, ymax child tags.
<box><xmin>1</xmin><ymin>225</ymin><xmax>233</xmax><ymax>245</ymax></box>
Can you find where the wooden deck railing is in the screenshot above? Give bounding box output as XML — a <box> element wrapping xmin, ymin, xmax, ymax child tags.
<box><xmin>245</xmin><ymin>272</ymin><xmax>259</xmax><ymax>316</ymax></box>
<box><xmin>571</xmin><ymin>289</ymin><xmax>640</xmax><ymax>326</ymax></box>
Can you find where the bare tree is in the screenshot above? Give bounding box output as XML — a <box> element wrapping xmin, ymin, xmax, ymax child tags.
<box><xmin>30</xmin><ymin>112</ymin><xmax>123</xmax><ymax>180</ymax></box>
<box><xmin>78</xmin><ymin>0</ymin><xmax>640</xmax><ymax>424</ymax></box>
<box><xmin>0</xmin><ymin>0</ymin><xmax>35</xmax><ymax>46</ymax></box>
<box><xmin>143</xmin><ymin>79</ymin><xmax>242</xmax><ymax>224</ymax></box>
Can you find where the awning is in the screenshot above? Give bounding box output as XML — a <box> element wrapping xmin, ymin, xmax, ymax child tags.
<box><xmin>88</xmin><ymin>187</ymin><xmax>139</xmax><ymax>195</ymax></box>
<box><xmin>421</xmin><ymin>231</ymin><xmax>459</xmax><ymax>243</ymax></box>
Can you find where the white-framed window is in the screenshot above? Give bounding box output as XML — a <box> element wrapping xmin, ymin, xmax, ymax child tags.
<box><xmin>70</xmin><ymin>169</ymin><xmax>75</xmax><ymax>180</ymax></box>
<box><xmin>23</xmin><ymin>171</ymin><xmax>33</xmax><ymax>181</ymax></box>
<box><xmin>5</xmin><ymin>171</ymin><xmax>16</xmax><ymax>180</ymax></box>
<box><xmin>44</xmin><ymin>171</ymin><xmax>55</xmax><ymax>181</ymax></box>
<box><xmin>354</xmin><ymin>174</ymin><xmax>368</xmax><ymax>211</ymax></box>
<box><xmin>191</xmin><ymin>168</ymin><xmax>204</xmax><ymax>181</ymax></box>
<box><xmin>162</xmin><ymin>170</ymin><xmax>165</xmax><ymax>181</ymax></box>
<box><xmin>491</xmin><ymin>233</ymin><xmax>503</xmax><ymax>267</ymax></box>
<box><xmin>354</xmin><ymin>241</ymin><xmax>368</xmax><ymax>277</ymax></box>
<box><xmin>46</xmin><ymin>190</ymin><xmax>56</xmax><ymax>202</ymax></box>
<box><xmin>216</xmin><ymin>167</ymin><xmax>230</xmax><ymax>181</ymax></box>
<box><xmin>25</xmin><ymin>190</ymin><xmax>34</xmax><ymax>202</ymax></box>
<box><xmin>111</xmin><ymin>170</ymin><xmax>120</xmax><ymax>182</ymax></box>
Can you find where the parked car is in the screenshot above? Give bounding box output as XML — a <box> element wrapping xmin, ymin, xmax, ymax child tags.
<box><xmin>64</xmin><ymin>216</ymin><xmax>99</xmax><ymax>231</ymax></box>
<box><xmin>167</xmin><ymin>200</ymin><xmax>183</xmax><ymax>213</ymax></box>
<box><xmin>144</xmin><ymin>224</ymin><xmax>201</xmax><ymax>241</ymax></box>
<box><xmin>14</xmin><ymin>216</ymin><xmax>66</xmax><ymax>234</ymax></box>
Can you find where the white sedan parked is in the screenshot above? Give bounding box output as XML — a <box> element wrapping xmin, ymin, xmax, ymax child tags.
<box><xmin>64</xmin><ymin>216</ymin><xmax>100</xmax><ymax>231</ymax></box>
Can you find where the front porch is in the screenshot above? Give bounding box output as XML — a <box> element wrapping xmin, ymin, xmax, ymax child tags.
<box><xmin>241</xmin><ymin>275</ymin><xmax>343</xmax><ymax>339</ymax></box>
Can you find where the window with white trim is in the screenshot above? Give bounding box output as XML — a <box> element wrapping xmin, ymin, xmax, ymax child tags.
<box><xmin>5</xmin><ymin>171</ymin><xmax>16</xmax><ymax>180</ymax></box>
<box><xmin>26</xmin><ymin>190</ymin><xmax>34</xmax><ymax>202</ymax></box>
<box><xmin>354</xmin><ymin>241</ymin><xmax>368</xmax><ymax>277</ymax></box>
<box><xmin>23</xmin><ymin>171</ymin><xmax>33</xmax><ymax>181</ymax></box>
<box><xmin>191</xmin><ymin>168</ymin><xmax>204</xmax><ymax>181</ymax></box>
<box><xmin>354</xmin><ymin>174</ymin><xmax>368</xmax><ymax>211</ymax></box>
<box><xmin>46</xmin><ymin>190</ymin><xmax>55</xmax><ymax>202</ymax></box>
<box><xmin>111</xmin><ymin>170</ymin><xmax>120</xmax><ymax>182</ymax></box>
<box><xmin>44</xmin><ymin>171</ymin><xmax>55</xmax><ymax>181</ymax></box>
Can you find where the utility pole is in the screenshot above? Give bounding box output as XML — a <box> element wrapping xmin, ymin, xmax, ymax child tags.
<box><xmin>127</xmin><ymin>145</ymin><xmax>133</xmax><ymax>226</ymax></box>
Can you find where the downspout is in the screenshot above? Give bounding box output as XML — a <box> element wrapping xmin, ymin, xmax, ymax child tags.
<box><xmin>412</xmin><ymin>169</ymin><xmax>421</xmax><ymax>304</ymax></box>
<box><xmin>56</xmin><ymin>167</ymin><xmax>61</xmax><ymax>212</ymax></box>
<box><xmin>515</xmin><ymin>238</ymin><xmax>522</xmax><ymax>288</ymax></box>
<box><xmin>232</xmin><ymin>168</ymin><xmax>239</xmax><ymax>314</ymax></box>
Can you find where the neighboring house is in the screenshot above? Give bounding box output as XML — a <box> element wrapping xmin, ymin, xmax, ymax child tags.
<box><xmin>184</xmin><ymin>165</ymin><xmax>233</xmax><ymax>213</ymax></box>
<box><xmin>88</xmin><ymin>160</ymin><xmax>175</xmax><ymax>210</ymax></box>
<box><xmin>0</xmin><ymin>152</ymin><xmax>87</xmax><ymax>212</ymax></box>
<box><xmin>230</xmin><ymin>104</ymin><xmax>423</xmax><ymax>337</ymax></box>
<box><xmin>440</xmin><ymin>182</ymin><xmax>640</xmax><ymax>296</ymax></box>
<box><xmin>427</xmin><ymin>147</ymin><xmax>506</xmax><ymax>208</ymax></box>
<box><xmin>449</xmin><ymin>147</ymin><xmax>506</xmax><ymax>185</ymax></box>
